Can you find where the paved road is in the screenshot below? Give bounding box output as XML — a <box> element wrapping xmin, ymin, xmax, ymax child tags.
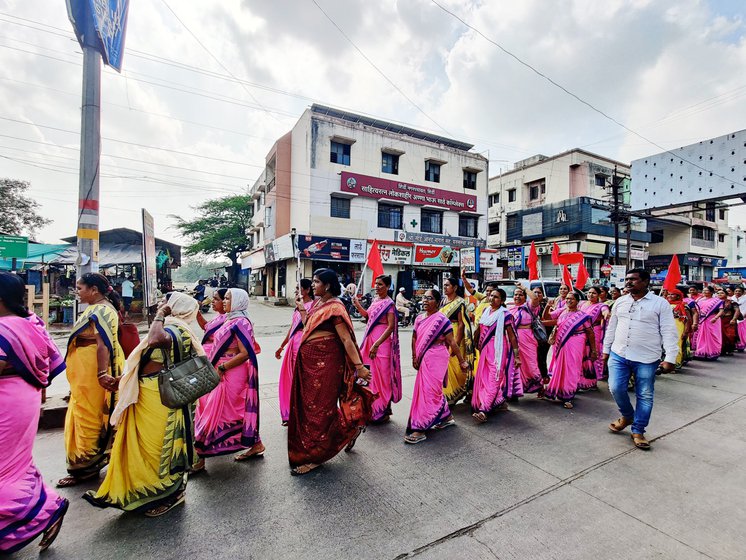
<box><xmin>15</xmin><ymin>300</ymin><xmax>746</xmax><ymax>559</ymax></box>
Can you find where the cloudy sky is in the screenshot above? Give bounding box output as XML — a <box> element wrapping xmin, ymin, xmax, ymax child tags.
<box><xmin>1</xmin><ymin>0</ymin><xmax>746</xmax><ymax>245</ymax></box>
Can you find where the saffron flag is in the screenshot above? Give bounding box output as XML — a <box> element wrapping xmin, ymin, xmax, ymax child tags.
<box><xmin>551</xmin><ymin>242</ymin><xmax>560</xmax><ymax>266</ymax></box>
<box><xmin>557</xmin><ymin>252</ymin><xmax>585</xmax><ymax>266</ymax></box>
<box><xmin>367</xmin><ymin>240</ymin><xmax>384</xmax><ymax>287</ymax></box>
<box><xmin>662</xmin><ymin>254</ymin><xmax>682</xmax><ymax>292</ymax></box>
<box><xmin>528</xmin><ymin>242</ymin><xmax>539</xmax><ymax>281</ymax></box>
<box><xmin>575</xmin><ymin>262</ymin><xmax>590</xmax><ymax>290</ymax></box>
<box><xmin>562</xmin><ymin>265</ymin><xmax>573</xmax><ymax>288</ymax></box>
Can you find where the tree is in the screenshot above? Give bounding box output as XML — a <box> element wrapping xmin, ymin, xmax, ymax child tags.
<box><xmin>172</xmin><ymin>195</ymin><xmax>253</xmax><ymax>283</ymax></box>
<box><xmin>0</xmin><ymin>179</ymin><xmax>51</xmax><ymax>238</ymax></box>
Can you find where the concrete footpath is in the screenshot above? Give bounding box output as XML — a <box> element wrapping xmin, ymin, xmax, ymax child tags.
<box><xmin>15</xmin><ymin>299</ymin><xmax>746</xmax><ymax>560</ymax></box>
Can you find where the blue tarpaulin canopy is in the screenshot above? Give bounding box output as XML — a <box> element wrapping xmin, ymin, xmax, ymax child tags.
<box><xmin>0</xmin><ymin>243</ymin><xmax>72</xmax><ymax>271</ymax></box>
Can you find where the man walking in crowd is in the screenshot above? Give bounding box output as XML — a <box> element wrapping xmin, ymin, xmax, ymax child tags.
<box><xmin>603</xmin><ymin>268</ymin><xmax>679</xmax><ymax>450</ymax></box>
<box><xmin>121</xmin><ymin>275</ymin><xmax>134</xmax><ymax>318</ymax></box>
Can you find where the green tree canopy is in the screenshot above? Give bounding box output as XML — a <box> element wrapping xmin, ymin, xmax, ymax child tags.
<box><xmin>0</xmin><ymin>179</ymin><xmax>52</xmax><ymax>238</ymax></box>
<box><xmin>172</xmin><ymin>194</ymin><xmax>253</xmax><ymax>282</ymax></box>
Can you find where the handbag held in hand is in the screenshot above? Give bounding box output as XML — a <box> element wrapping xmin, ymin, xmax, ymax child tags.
<box><xmin>158</xmin><ymin>328</ymin><xmax>220</xmax><ymax>408</ymax></box>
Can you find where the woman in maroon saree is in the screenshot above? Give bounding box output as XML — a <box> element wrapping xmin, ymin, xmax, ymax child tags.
<box><xmin>288</xmin><ymin>269</ymin><xmax>373</xmax><ymax>476</ymax></box>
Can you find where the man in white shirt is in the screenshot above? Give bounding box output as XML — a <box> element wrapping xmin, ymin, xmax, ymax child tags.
<box><xmin>603</xmin><ymin>268</ymin><xmax>679</xmax><ymax>450</ymax></box>
<box><xmin>395</xmin><ymin>288</ymin><xmax>411</xmax><ymax>319</ymax></box>
<box><xmin>121</xmin><ymin>276</ymin><xmax>134</xmax><ymax>317</ymax></box>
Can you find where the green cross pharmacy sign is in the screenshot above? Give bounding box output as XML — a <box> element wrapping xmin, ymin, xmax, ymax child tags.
<box><xmin>0</xmin><ymin>235</ymin><xmax>29</xmax><ymax>259</ymax></box>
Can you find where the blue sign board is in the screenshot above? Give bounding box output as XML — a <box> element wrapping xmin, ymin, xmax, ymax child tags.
<box><xmin>67</xmin><ymin>0</ymin><xmax>129</xmax><ymax>72</ymax></box>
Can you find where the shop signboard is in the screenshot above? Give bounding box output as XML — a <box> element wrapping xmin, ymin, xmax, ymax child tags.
<box><xmin>479</xmin><ymin>249</ymin><xmax>498</xmax><ymax>270</ymax></box>
<box><xmin>414</xmin><ymin>245</ymin><xmax>459</xmax><ymax>267</ymax></box>
<box><xmin>264</xmin><ymin>242</ymin><xmax>276</xmax><ymax>263</ymax></box>
<box><xmin>484</xmin><ymin>270</ymin><xmax>503</xmax><ymax>281</ymax></box>
<box><xmin>342</xmin><ymin>171</ymin><xmax>478</xmax><ymax>213</ymax></box>
<box><xmin>377</xmin><ymin>243</ymin><xmax>413</xmax><ymax>265</ymax></box>
<box><xmin>141</xmin><ymin>209</ymin><xmax>157</xmax><ymax>308</ymax></box>
<box><xmin>298</xmin><ymin>236</ymin><xmax>365</xmax><ymax>262</ymax></box>
<box><xmin>461</xmin><ymin>247</ymin><xmax>478</xmax><ymax>273</ymax></box>
<box><xmin>394</xmin><ymin>230</ymin><xmax>486</xmax><ymax>248</ymax></box>
<box><xmin>610</xmin><ymin>265</ymin><xmax>627</xmax><ymax>288</ymax></box>
<box><xmin>504</xmin><ymin>246</ymin><xmax>524</xmax><ymax>272</ymax></box>
<box><xmin>0</xmin><ymin>235</ymin><xmax>28</xmax><ymax>259</ymax></box>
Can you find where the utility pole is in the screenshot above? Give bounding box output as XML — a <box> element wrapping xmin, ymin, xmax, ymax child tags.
<box><xmin>611</xmin><ymin>166</ymin><xmax>621</xmax><ymax>266</ymax></box>
<box><xmin>76</xmin><ymin>13</ymin><xmax>102</xmax><ymax>275</ymax></box>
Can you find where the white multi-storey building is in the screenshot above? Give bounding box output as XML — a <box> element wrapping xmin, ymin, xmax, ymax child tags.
<box><xmin>243</xmin><ymin>104</ymin><xmax>489</xmax><ymax>301</ymax></box>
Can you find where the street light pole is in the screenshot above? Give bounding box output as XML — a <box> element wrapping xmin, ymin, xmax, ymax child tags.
<box><xmin>76</xmin><ymin>22</ymin><xmax>102</xmax><ymax>275</ymax></box>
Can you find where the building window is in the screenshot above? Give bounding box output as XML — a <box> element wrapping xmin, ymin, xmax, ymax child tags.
<box><xmin>508</xmin><ymin>189</ymin><xmax>516</xmax><ymax>202</ymax></box>
<box><xmin>506</xmin><ymin>215</ymin><xmax>518</xmax><ymax>230</ymax></box>
<box><xmin>719</xmin><ymin>209</ymin><xmax>726</xmax><ymax>220</ymax></box>
<box><xmin>382</xmin><ymin>152</ymin><xmax>399</xmax><ymax>175</ymax></box>
<box><xmin>265</xmin><ymin>206</ymin><xmax>272</xmax><ymax>228</ymax></box>
<box><xmin>425</xmin><ymin>161</ymin><xmax>441</xmax><ymax>183</ymax></box>
<box><xmin>705</xmin><ymin>202</ymin><xmax>715</xmax><ymax>222</ymax></box>
<box><xmin>529</xmin><ymin>185</ymin><xmax>540</xmax><ymax>200</ymax></box>
<box><xmin>488</xmin><ymin>194</ymin><xmax>499</xmax><ymax>206</ymax></box>
<box><xmin>421</xmin><ymin>209</ymin><xmax>442</xmax><ymax>233</ymax></box>
<box><xmin>595</xmin><ymin>174</ymin><xmax>607</xmax><ymax>187</ymax></box>
<box><xmin>377</xmin><ymin>203</ymin><xmax>403</xmax><ymax>229</ymax></box>
<box><xmin>463</xmin><ymin>170</ymin><xmax>477</xmax><ymax>190</ymax></box>
<box><xmin>488</xmin><ymin>222</ymin><xmax>500</xmax><ymax>235</ymax></box>
<box><xmin>692</xmin><ymin>226</ymin><xmax>715</xmax><ymax>241</ymax></box>
<box><xmin>330</xmin><ymin>196</ymin><xmax>350</xmax><ymax>219</ymax></box>
<box><xmin>459</xmin><ymin>216</ymin><xmax>478</xmax><ymax>238</ymax></box>
<box><xmin>541</xmin><ymin>184</ymin><xmax>546</xmax><ymax>194</ymax></box>
<box><xmin>718</xmin><ymin>233</ymin><xmax>726</xmax><ymax>243</ymax></box>
<box><xmin>330</xmin><ymin>141</ymin><xmax>351</xmax><ymax>166</ymax></box>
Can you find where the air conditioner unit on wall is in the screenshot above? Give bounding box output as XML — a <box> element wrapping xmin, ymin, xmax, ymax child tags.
<box><xmin>536</xmin><ymin>246</ymin><xmax>551</xmax><ymax>255</ymax></box>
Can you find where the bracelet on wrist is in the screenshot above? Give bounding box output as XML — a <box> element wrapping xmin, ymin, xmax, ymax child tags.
<box><xmin>97</xmin><ymin>370</ymin><xmax>108</xmax><ymax>378</ymax></box>
<box><xmin>154</xmin><ymin>316</ymin><xmax>165</xmax><ymax>323</ymax></box>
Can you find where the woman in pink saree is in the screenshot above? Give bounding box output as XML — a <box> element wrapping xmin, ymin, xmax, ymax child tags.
<box><xmin>0</xmin><ymin>272</ymin><xmax>68</xmax><ymax>553</ymax></box>
<box><xmin>405</xmin><ymin>289</ymin><xmax>469</xmax><ymax>444</ymax></box>
<box><xmin>197</xmin><ymin>287</ymin><xmax>228</xmax><ymax>357</ymax></box>
<box><xmin>277</xmin><ymin>279</ymin><xmax>314</xmax><ymax>425</ymax></box>
<box><xmin>509</xmin><ymin>285</ymin><xmax>544</xmax><ymax>396</ymax></box>
<box><xmin>355</xmin><ymin>275</ymin><xmax>402</xmax><ymax>423</ymax></box>
<box><xmin>693</xmin><ymin>286</ymin><xmax>724</xmax><ymax>360</ymax></box>
<box><xmin>471</xmin><ymin>288</ymin><xmax>522</xmax><ymax>423</ymax></box>
<box><xmin>193</xmin><ymin>288</ymin><xmax>263</xmax><ymax>471</ymax></box>
<box><xmin>578</xmin><ymin>286</ymin><xmax>610</xmax><ymax>390</ymax></box>
<box><xmin>545</xmin><ymin>292</ymin><xmax>596</xmax><ymax>409</ymax></box>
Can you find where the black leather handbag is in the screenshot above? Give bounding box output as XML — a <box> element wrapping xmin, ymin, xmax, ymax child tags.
<box><xmin>531</xmin><ymin>312</ymin><xmax>549</xmax><ymax>344</ymax></box>
<box><xmin>158</xmin><ymin>328</ymin><xmax>220</xmax><ymax>409</ymax></box>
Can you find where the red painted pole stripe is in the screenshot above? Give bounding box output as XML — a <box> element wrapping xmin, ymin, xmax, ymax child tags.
<box><xmin>78</xmin><ymin>199</ymin><xmax>99</xmax><ymax>211</ymax></box>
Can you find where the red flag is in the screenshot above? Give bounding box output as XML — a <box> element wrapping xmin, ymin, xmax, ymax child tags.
<box><xmin>366</xmin><ymin>240</ymin><xmax>384</xmax><ymax>288</ymax></box>
<box><xmin>575</xmin><ymin>262</ymin><xmax>590</xmax><ymax>290</ymax></box>
<box><xmin>527</xmin><ymin>242</ymin><xmax>539</xmax><ymax>281</ymax></box>
<box><xmin>551</xmin><ymin>242</ymin><xmax>560</xmax><ymax>266</ymax></box>
<box><xmin>557</xmin><ymin>252</ymin><xmax>585</xmax><ymax>266</ymax></box>
<box><xmin>662</xmin><ymin>254</ymin><xmax>682</xmax><ymax>292</ymax></box>
<box><xmin>562</xmin><ymin>265</ymin><xmax>573</xmax><ymax>288</ymax></box>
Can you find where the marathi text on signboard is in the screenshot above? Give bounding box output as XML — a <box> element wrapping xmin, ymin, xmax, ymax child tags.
<box><xmin>342</xmin><ymin>171</ymin><xmax>478</xmax><ymax>213</ymax></box>
<box><xmin>461</xmin><ymin>247</ymin><xmax>478</xmax><ymax>273</ymax></box>
<box><xmin>377</xmin><ymin>243</ymin><xmax>413</xmax><ymax>265</ymax></box>
<box><xmin>394</xmin><ymin>230</ymin><xmax>486</xmax><ymax>249</ymax></box>
<box><xmin>66</xmin><ymin>0</ymin><xmax>129</xmax><ymax>72</ymax></box>
<box><xmin>0</xmin><ymin>235</ymin><xmax>28</xmax><ymax>259</ymax></box>
<box><xmin>479</xmin><ymin>249</ymin><xmax>498</xmax><ymax>270</ymax></box>
<box><xmin>414</xmin><ymin>245</ymin><xmax>460</xmax><ymax>267</ymax></box>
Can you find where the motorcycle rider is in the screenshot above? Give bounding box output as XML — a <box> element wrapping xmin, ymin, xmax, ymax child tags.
<box><xmin>396</xmin><ymin>287</ymin><xmax>412</xmax><ymax>321</ymax></box>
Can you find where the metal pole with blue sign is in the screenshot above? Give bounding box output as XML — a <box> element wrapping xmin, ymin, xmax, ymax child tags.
<box><xmin>66</xmin><ymin>0</ymin><xmax>129</xmax><ymax>275</ymax></box>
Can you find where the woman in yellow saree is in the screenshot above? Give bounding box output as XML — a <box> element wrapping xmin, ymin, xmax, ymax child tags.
<box><xmin>58</xmin><ymin>273</ymin><xmax>124</xmax><ymax>487</ymax></box>
<box><xmin>84</xmin><ymin>292</ymin><xmax>203</xmax><ymax>517</ymax></box>
<box><xmin>440</xmin><ymin>276</ymin><xmax>474</xmax><ymax>405</ymax></box>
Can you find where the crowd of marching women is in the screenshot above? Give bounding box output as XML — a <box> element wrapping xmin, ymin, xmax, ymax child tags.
<box><xmin>1</xmin><ymin>267</ymin><xmax>744</xmax><ymax>552</ymax></box>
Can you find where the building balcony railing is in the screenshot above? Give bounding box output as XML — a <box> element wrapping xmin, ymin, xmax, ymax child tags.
<box><xmin>691</xmin><ymin>238</ymin><xmax>716</xmax><ymax>249</ymax></box>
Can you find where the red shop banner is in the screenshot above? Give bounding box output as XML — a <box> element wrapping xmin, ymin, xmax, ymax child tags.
<box><xmin>340</xmin><ymin>171</ymin><xmax>477</xmax><ymax>213</ymax></box>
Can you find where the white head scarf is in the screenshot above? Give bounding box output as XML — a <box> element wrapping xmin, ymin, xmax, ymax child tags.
<box><xmin>479</xmin><ymin>304</ymin><xmax>507</xmax><ymax>382</ymax></box>
<box><xmin>226</xmin><ymin>288</ymin><xmax>250</xmax><ymax>320</ymax></box>
<box><xmin>111</xmin><ymin>291</ymin><xmax>205</xmax><ymax>426</ymax></box>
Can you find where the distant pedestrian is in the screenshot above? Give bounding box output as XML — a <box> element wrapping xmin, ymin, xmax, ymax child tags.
<box><xmin>0</xmin><ymin>272</ymin><xmax>68</xmax><ymax>553</ymax></box>
<box><xmin>733</xmin><ymin>286</ymin><xmax>746</xmax><ymax>351</ymax></box>
<box><xmin>121</xmin><ymin>275</ymin><xmax>134</xmax><ymax>318</ymax></box>
<box><xmin>194</xmin><ymin>279</ymin><xmax>206</xmax><ymax>303</ymax></box>
<box><xmin>604</xmin><ymin>269</ymin><xmax>678</xmax><ymax>450</ymax></box>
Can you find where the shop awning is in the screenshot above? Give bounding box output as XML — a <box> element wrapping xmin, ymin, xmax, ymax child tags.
<box><xmin>0</xmin><ymin>243</ymin><xmax>72</xmax><ymax>270</ymax></box>
<box><xmin>51</xmin><ymin>244</ymin><xmax>144</xmax><ymax>267</ymax></box>
<box><xmin>241</xmin><ymin>249</ymin><xmax>266</xmax><ymax>271</ymax></box>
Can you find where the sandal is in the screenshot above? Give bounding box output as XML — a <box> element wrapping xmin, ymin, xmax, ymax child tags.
<box><xmin>281</xmin><ymin>421</ymin><xmax>288</xmax><ymax>427</ymax></box>
<box><xmin>472</xmin><ymin>412</ymin><xmax>488</xmax><ymax>424</ymax></box>
<box><xmin>345</xmin><ymin>426</ymin><xmax>366</xmax><ymax>452</ymax></box>
<box><xmin>190</xmin><ymin>458</ymin><xmax>206</xmax><ymax>474</ymax></box>
<box><xmin>234</xmin><ymin>442</ymin><xmax>266</xmax><ymax>461</ymax></box>
<box><xmin>290</xmin><ymin>463</ymin><xmax>320</xmax><ymax>476</ymax></box>
<box><xmin>56</xmin><ymin>473</ymin><xmax>97</xmax><ymax>488</ymax></box>
<box><xmin>404</xmin><ymin>433</ymin><xmax>427</xmax><ymax>444</ymax></box>
<box><xmin>563</xmin><ymin>401</ymin><xmax>574</xmax><ymax>409</ymax></box>
<box><xmin>434</xmin><ymin>418</ymin><xmax>456</xmax><ymax>430</ymax></box>
<box><xmin>144</xmin><ymin>492</ymin><xmax>186</xmax><ymax>517</ymax></box>
<box><xmin>496</xmin><ymin>401</ymin><xmax>509</xmax><ymax>411</ymax></box>
<box><xmin>609</xmin><ymin>417</ymin><xmax>633</xmax><ymax>433</ymax></box>
<box><xmin>631</xmin><ymin>433</ymin><xmax>651</xmax><ymax>450</ymax></box>
<box><xmin>38</xmin><ymin>499</ymin><xmax>68</xmax><ymax>552</ymax></box>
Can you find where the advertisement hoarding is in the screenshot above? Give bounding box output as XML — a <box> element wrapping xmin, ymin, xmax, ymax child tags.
<box><xmin>461</xmin><ymin>247</ymin><xmax>478</xmax><ymax>273</ymax></box>
<box><xmin>298</xmin><ymin>236</ymin><xmax>365</xmax><ymax>262</ymax></box>
<box><xmin>414</xmin><ymin>245</ymin><xmax>459</xmax><ymax>267</ymax></box>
